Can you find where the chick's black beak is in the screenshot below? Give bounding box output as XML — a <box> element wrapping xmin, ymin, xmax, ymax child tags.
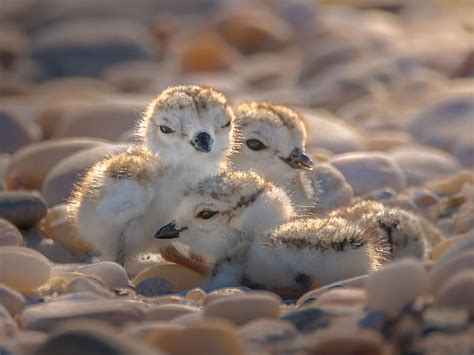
<box><xmin>154</xmin><ymin>221</ymin><xmax>188</xmax><ymax>239</ymax></box>
<box><xmin>280</xmin><ymin>147</ymin><xmax>314</xmax><ymax>170</ymax></box>
<box><xmin>191</xmin><ymin>132</ymin><xmax>213</xmax><ymax>153</ymax></box>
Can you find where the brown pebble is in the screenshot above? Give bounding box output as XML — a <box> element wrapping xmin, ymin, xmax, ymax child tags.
<box><xmin>309</xmin><ymin>329</ymin><xmax>386</xmax><ymax>355</ymax></box>
<box><xmin>435</xmin><ymin>271</ymin><xmax>474</xmax><ymax>312</ymax></box>
<box><xmin>429</xmin><ymin>250</ymin><xmax>474</xmax><ymax>294</ymax></box>
<box><xmin>0</xmin><ymin>218</ymin><xmax>23</xmax><ymax>246</ymax></box>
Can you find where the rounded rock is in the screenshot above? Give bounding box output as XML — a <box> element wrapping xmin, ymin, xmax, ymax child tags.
<box><xmin>136</xmin><ymin>278</ymin><xmax>174</xmax><ymax>297</ymax></box>
<box><xmin>204</xmin><ymin>293</ymin><xmax>282</xmax><ymax>325</ymax></box>
<box><xmin>186</xmin><ymin>288</ymin><xmax>207</xmax><ymax>304</ymax></box>
<box><xmin>238</xmin><ymin>318</ymin><xmax>297</xmax><ymax>348</ymax></box>
<box><xmin>0</xmin><ymin>283</ymin><xmax>26</xmax><ymax>315</ymax></box>
<box><xmin>429</xmin><ymin>250</ymin><xmax>474</xmax><ymax>294</ymax></box>
<box><xmin>314</xmin><ymin>288</ymin><xmax>367</xmax><ymax>308</ymax></box>
<box><xmin>149</xmin><ymin>319</ymin><xmax>245</xmax><ymax>355</ymax></box>
<box><xmin>41</xmin><ymin>144</ymin><xmax>120</xmax><ymax>206</ymax></box>
<box><xmin>390</xmin><ymin>146</ymin><xmax>462</xmax><ymax>186</ymax></box>
<box><xmin>365</xmin><ymin>259</ymin><xmax>428</xmax><ymax>317</ymax></box>
<box><xmin>145</xmin><ymin>304</ymin><xmax>199</xmax><ymax>321</ymax></box>
<box><xmin>5</xmin><ymin>138</ymin><xmax>108</xmax><ymax>190</ymax></box>
<box><xmin>77</xmin><ymin>262</ymin><xmax>129</xmax><ymax>290</ymax></box>
<box><xmin>0</xmin><ymin>246</ymin><xmax>51</xmax><ymax>293</ymax></box>
<box><xmin>0</xmin><ymin>191</ymin><xmax>47</xmax><ymax>229</ymax></box>
<box><xmin>331</xmin><ymin>152</ymin><xmax>406</xmax><ymax>196</ymax></box>
<box><xmin>0</xmin><ymin>110</ymin><xmax>41</xmax><ymax>154</ymax></box>
<box><xmin>0</xmin><ymin>218</ymin><xmax>23</xmax><ymax>246</ymax></box>
<box><xmin>434</xmin><ymin>271</ymin><xmax>474</xmax><ymax>312</ymax></box>
<box><xmin>203</xmin><ymin>288</ymin><xmax>246</xmax><ymax>306</ymax></box>
<box><xmin>309</xmin><ymin>329</ymin><xmax>385</xmax><ymax>355</ymax></box>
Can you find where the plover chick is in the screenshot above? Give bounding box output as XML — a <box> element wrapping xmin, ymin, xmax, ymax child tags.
<box><xmin>231</xmin><ymin>102</ymin><xmax>320</xmax><ymax>213</ymax></box>
<box><xmin>68</xmin><ymin>85</ymin><xmax>237</xmax><ymax>275</ymax></box>
<box><xmin>329</xmin><ymin>200</ymin><xmax>439</xmax><ymax>259</ymax></box>
<box><xmin>154</xmin><ymin>170</ymin><xmax>390</xmax><ymax>297</ymax></box>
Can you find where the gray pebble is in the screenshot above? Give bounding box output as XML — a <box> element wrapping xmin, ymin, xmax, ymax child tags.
<box><xmin>0</xmin><ymin>283</ymin><xmax>25</xmax><ymax>315</ymax></box>
<box><xmin>77</xmin><ymin>262</ymin><xmax>129</xmax><ymax>290</ymax></box>
<box><xmin>0</xmin><ymin>191</ymin><xmax>47</xmax><ymax>229</ymax></box>
<box><xmin>135</xmin><ymin>277</ymin><xmax>174</xmax><ymax>297</ymax></box>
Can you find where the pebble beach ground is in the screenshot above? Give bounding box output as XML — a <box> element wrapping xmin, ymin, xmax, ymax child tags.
<box><xmin>0</xmin><ymin>0</ymin><xmax>473</xmax><ymax>354</ymax></box>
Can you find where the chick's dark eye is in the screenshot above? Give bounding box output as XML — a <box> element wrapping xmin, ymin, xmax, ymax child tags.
<box><xmin>195</xmin><ymin>210</ymin><xmax>219</xmax><ymax>220</ymax></box>
<box><xmin>160</xmin><ymin>125</ymin><xmax>174</xmax><ymax>134</ymax></box>
<box><xmin>246</xmin><ymin>139</ymin><xmax>267</xmax><ymax>151</ymax></box>
<box><xmin>222</xmin><ymin>120</ymin><xmax>231</xmax><ymax>128</ymax></box>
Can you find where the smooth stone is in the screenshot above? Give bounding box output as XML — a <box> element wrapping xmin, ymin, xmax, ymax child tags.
<box><xmin>297</xmin><ymin>275</ymin><xmax>368</xmax><ymax>306</ymax></box>
<box><xmin>66</xmin><ymin>277</ymin><xmax>115</xmax><ymax>298</ymax></box>
<box><xmin>132</xmin><ymin>263</ymin><xmax>205</xmax><ymax>293</ymax></box>
<box><xmin>203</xmin><ymin>288</ymin><xmax>246</xmax><ymax>305</ymax></box>
<box><xmin>419</xmin><ymin>329</ymin><xmax>474</xmax><ymax>354</ymax></box>
<box><xmin>149</xmin><ymin>319</ymin><xmax>245</xmax><ymax>355</ymax></box>
<box><xmin>331</xmin><ymin>152</ymin><xmax>406</xmax><ymax>196</ymax></box>
<box><xmin>437</xmin><ymin>233</ymin><xmax>474</xmax><ymax>264</ymax></box>
<box><xmin>53</xmin><ymin>99</ymin><xmax>148</xmax><ymax>141</ymax></box>
<box><xmin>5</xmin><ymin>138</ymin><xmax>108</xmax><ymax>190</ymax></box>
<box><xmin>145</xmin><ymin>304</ymin><xmax>199</xmax><ymax>321</ymax></box>
<box><xmin>22</xmin><ymin>299</ymin><xmax>145</xmax><ymax>332</ymax></box>
<box><xmin>365</xmin><ymin>259</ymin><xmax>428</xmax><ymax>317</ymax></box>
<box><xmin>0</xmin><ymin>110</ymin><xmax>41</xmax><ymax>154</ymax></box>
<box><xmin>301</xmin><ymin>109</ymin><xmax>366</xmax><ymax>154</ymax></box>
<box><xmin>425</xmin><ymin>170</ymin><xmax>474</xmax><ymax>196</ymax></box>
<box><xmin>0</xmin><ymin>246</ymin><xmax>51</xmax><ymax>293</ymax></box>
<box><xmin>35</xmin><ymin>320</ymin><xmax>158</xmax><ymax>355</ymax></box>
<box><xmin>314</xmin><ymin>288</ymin><xmax>367</xmax><ymax>308</ymax></box>
<box><xmin>366</xmin><ymin>131</ymin><xmax>415</xmax><ymax>151</ymax></box>
<box><xmin>238</xmin><ymin>319</ymin><xmax>297</xmax><ymax>348</ymax></box>
<box><xmin>408</xmin><ymin>92</ymin><xmax>474</xmax><ymax>166</ymax></box>
<box><xmin>422</xmin><ymin>307</ymin><xmax>469</xmax><ymax>335</ymax></box>
<box><xmin>171</xmin><ymin>310</ymin><xmax>204</xmax><ymax>326</ymax></box>
<box><xmin>434</xmin><ymin>271</ymin><xmax>474</xmax><ymax>312</ymax></box>
<box><xmin>311</xmin><ymin>163</ymin><xmax>354</xmax><ymax>212</ymax></box>
<box><xmin>126</xmin><ymin>321</ymin><xmax>184</xmax><ymax>339</ymax></box>
<box><xmin>431</xmin><ymin>235</ymin><xmax>464</xmax><ymax>260</ymax></box>
<box><xmin>0</xmin><ymin>218</ymin><xmax>23</xmax><ymax>246</ymax></box>
<box><xmin>41</xmin><ymin>144</ymin><xmax>121</xmax><ymax>207</ymax></box>
<box><xmin>281</xmin><ymin>307</ymin><xmax>330</xmax><ymax>333</ymax></box>
<box><xmin>3</xmin><ymin>331</ymin><xmax>47</xmax><ymax>355</ymax></box>
<box><xmin>0</xmin><ymin>283</ymin><xmax>26</xmax><ymax>315</ymax></box>
<box><xmin>358</xmin><ymin>310</ymin><xmax>388</xmax><ymax>331</ymax></box>
<box><xmin>77</xmin><ymin>262</ymin><xmax>129</xmax><ymax>290</ymax></box>
<box><xmin>39</xmin><ymin>203</ymin><xmax>95</xmax><ymax>256</ymax></box>
<box><xmin>429</xmin><ymin>250</ymin><xmax>474</xmax><ymax>294</ymax></box>
<box><xmin>31</xmin><ymin>19</ymin><xmax>159</xmax><ymax>80</ymax></box>
<box><xmin>136</xmin><ymin>278</ymin><xmax>174</xmax><ymax>297</ymax></box>
<box><xmin>0</xmin><ymin>191</ymin><xmax>47</xmax><ymax>229</ymax></box>
<box><xmin>30</xmin><ymin>238</ymin><xmax>87</xmax><ymax>264</ymax></box>
<box><xmin>146</xmin><ymin>295</ymin><xmax>184</xmax><ymax>306</ymax></box>
<box><xmin>390</xmin><ymin>146</ymin><xmax>462</xmax><ymax>186</ymax></box>
<box><xmin>186</xmin><ymin>288</ymin><xmax>207</xmax><ymax>304</ymax></box>
<box><xmin>180</xmin><ymin>32</ymin><xmax>239</xmax><ymax>73</ymax></box>
<box><xmin>0</xmin><ymin>304</ymin><xmax>18</xmax><ymax>337</ymax></box>
<box><xmin>203</xmin><ymin>293</ymin><xmax>281</xmax><ymax>325</ymax></box>
<box><xmin>308</xmin><ymin>329</ymin><xmax>385</xmax><ymax>355</ymax></box>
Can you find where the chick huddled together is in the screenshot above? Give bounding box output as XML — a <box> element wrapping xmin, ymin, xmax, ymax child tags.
<box><xmin>68</xmin><ymin>85</ymin><xmax>439</xmax><ymax>296</ymax></box>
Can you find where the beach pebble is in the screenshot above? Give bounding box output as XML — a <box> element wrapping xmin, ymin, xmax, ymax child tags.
<box><xmin>41</xmin><ymin>144</ymin><xmax>119</xmax><ymax>206</ymax></box>
<box><xmin>0</xmin><ymin>110</ymin><xmax>41</xmax><ymax>154</ymax></box>
<box><xmin>132</xmin><ymin>263</ymin><xmax>205</xmax><ymax>293</ymax></box>
<box><xmin>0</xmin><ymin>304</ymin><xmax>18</xmax><ymax>336</ymax></box>
<box><xmin>65</xmin><ymin>277</ymin><xmax>115</xmax><ymax>298</ymax></box>
<box><xmin>430</xmin><ymin>235</ymin><xmax>464</xmax><ymax>260</ymax></box>
<box><xmin>35</xmin><ymin>320</ymin><xmax>158</xmax><ymax>355</ymax></box>
<box><xmin>408</xmin><ymin>92</ymin><xmax>474</xmax><ymax>166</ymax></box>
<box><xmin>186</xmin><ymin>288</ymin><xmax>207</xmax><ymax>304</ymax></box>
<box><xmin>425</xmin><ymin>170</ymin><xmax>474</xmax><ymax>196</ymax></box>
<box><xmin>171</xmin><ymin>310</ymin><xmax>204</xmax><ymax>326</ymax></box>
<box><xmin>308</xmin><ymin>329</ymin><xmax>386</xmax><ymax>355</ymax></box>
<box><xmin>0</xmin><ymin>283</ymin><xmax>25</xmax><ymax>315</ymax></box>
<box><xmin>149</xmin><ymin>319</ymin><xmax>245</xmax><ymax>355</ymax></box>
<box><xmin>126</xmin><ymin>321</ymin><xmax>184</xmax><ymax>339</ymax></box>
<box><xmin>52</xmin><ymin>100</ymin><xmax>147</xmax><ymax>141</ymax></box>
<box><xmin>146</xmin><ymin>304</ymin><xmax>199</xmax><ymax>321</ymax></box>
<box><xmin>214</xmin><ymin>10</ymin><xmax>292</xmax><ymax>55</ymax></box>
<box><xmin>22</xmin><ymin>299</ymin><xmax>145</xmax><ymax>331</ymax></box>
<box><xmin>31</xmin><ymin>19</ymin><xmax>159</xmax><ymax>80</ymax></box>
<box><xmin>302</xmin><ymin>110</ymin><xmax>366</xmax><ymax>154</ymax></box>
<box><xmin>331</xmin><ymin>152</ymin><xmax>406</xmax><ymax>196</ymax></box>
<box><xmin>238</xmin><ymin>318</ymin><xmax>297</xmax><ymax>349</ymax></box>
<box><xmin>136</xmin><ymin>278</ymin><xmax>174</xmax><ymax>297</ymax></box>
<box><xmin>281</xmin><ymin>307</ymin><xmax>329</xmax><ymax>332</ymax></box>
<box><xmin>434</xmin><ymin>271</ymin><xmax>474</xmax><ymax>312</ymax></box>
<box><xmin>390</xmin><ymin>146</ymin><xmax>461</xmax><ymax>186</ymax></box>
<box><xmin>0</xmin><ymin>218</ymin><xmax>23</xmax><ymax>246</ymax></box>
<box><xmin>310</xmin><ymin>163</ymin><xmax>354</xmax><ymax>212</ymax></box>
<box><xmin>0</xmin><ymin>246</ymin><xmax>51</xmax><ymax>293</ymax></box>
<box><xmin>203</xmin><ymin>287</ymin><xmax>246</xmax><ymax>305</ymax></box>
<box><xmin>77</xmin><ymin>262</ymin><xmax>129</xmax><ymax>290</ymax></box>
<box><xmin>429</xmin><ymin>250</ymin><xmax>474</xmax><ymax>294</ymax></box>
<box><xmin>422</xmin><ymin>307</ymin><xmax>469</xmax><ymax>335</ymax></box>
<box><xmin>5</xmin><ymin>138</ymin><xmax>108</xmax><ymax>190</ymax></box>
<box><xmin>418</xmin><ymin>330</ymin><xmax>474</xmax><ymax>355</ymax></box>
<box><xmin>365</xmin><ymin>259</ymin><xmax>428</xmax><ymax>317</ymax></box>
<box><xmin>180</xmin><ymin>32</ymin><xmax>239</xmax><ymax>73</ymax></box>
<box><xmin>3</xmin><ymin>331</ymin><xmax>47</xmax><ymax>355</ymax></box>
<box><xmin>314</xmin><ymin>288</ymin><xmax>367</xmax><ymax>309</ymax></box>
<box><xmin>0</xmin><ymin>191</ymin><xmax>47</xmax><ymax>229</ymax></box>
<box><xmin>436</xmin><ymin>233</ymin><xmax>474</xmax><ymax>263</ymax></box>
<box><xmin>203</xmin><ymin>293</ymin><xmax>281</xmax><ymax>325</ymax></box>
